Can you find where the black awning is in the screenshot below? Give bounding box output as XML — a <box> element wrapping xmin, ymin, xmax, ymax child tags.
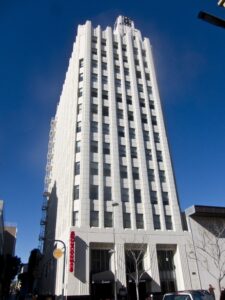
<box><xmin>92</xmin><ymin>270</ymin><xmax>114</xmax><ymax>283</ymax></box>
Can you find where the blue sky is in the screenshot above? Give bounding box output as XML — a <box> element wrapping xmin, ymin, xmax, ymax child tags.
<box><xmin>0</xmin><ymin>0</ymin><xmax>225</xmax><ymax>263</ymax></box>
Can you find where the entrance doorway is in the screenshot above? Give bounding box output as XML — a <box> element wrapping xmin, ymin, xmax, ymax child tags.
<box><xmin>91</xmin><ymin>282</ymin><xmax>113</xmax><ymax>300</ymax></box>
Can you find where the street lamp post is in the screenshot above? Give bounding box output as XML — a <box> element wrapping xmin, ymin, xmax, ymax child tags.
<box><xmin>112</xmin><ymin>202</ymin><xmax>119</xmax><ymax>300</ymax></box>
<box><xmin>54</xmin><ymin>239</ymin><xmax>66</xmax><ymax>300</ymax></box>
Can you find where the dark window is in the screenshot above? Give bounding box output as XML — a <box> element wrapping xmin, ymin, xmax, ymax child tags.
<box><xmin>102</xmin><ymin>39</ymin><xmax>106</xmax><ymax>46</ymax></box>
<box><xmin>123</xmin><ymin>213</ymin><xmax>131</xmax><ymax>228</ymax></box>
<box><xmin>117</xmin><ymin>95</ymin><xmax>122</xmax><ymax>103</ymax></box>
<box><xmin>157</xmin><ymin>151</ymin><xmax>163</xmax><ymax>162</ymax></box>
<box><xmin>146</xmin><ymin>149</ymin><xmax>152</xmax><ymax>160</ymax></box>
<box><xmin>104</xmin><ymin>163</ymin><xmax>111</xmax><ymax>176</ymax></box>
<box><xmin>103</xmin><ymin>142</ymin><xmax>110</xmax><ymax>155</ymax></box>
<box><xmin>91</xmin><ymin>141</ymin><xmax>98</xmax><ymax>153</ymax></box>
<box><xmin>91</xmin><ymin>88</ymin><xmax>98</xmax><ymax>98</ymax></box>
<box><xmin>102</xmin><ymin>76</ymin><xmax>107</xmax><ymax>84</ymax></box>
<box><xmin>162</xmin><ymin>192</ymin><xmax>169</xmax><ymax>205</ymax></box>
<box><xmin>75</xmin><ymin>162</ymin><xmax>80</xmax><ymax>175</ymax></box>
<box><xmin>90</xmin><ymin>162</ymin><xmax>98</xmax><ymax>175</ymax></box>
<box><xmin>148</xmin><ymin>169</ymin><xmax>155</xmax><ymax>182</ymax></box>
<box><xmin>77</xmin><ymin>103</ymin><xmax>82</xmax><ymax>114</ymax></box>
<box><xmin>104</xmin><ymin>212</ymin><xmax>113</xmax><ymax>227</ymax></box>
<box><xmin>121</xmin><ymin>188</ymin><xmax>129</xmax><ymax>202</ymax></box>
<box><xmin>90</xmin><ymin>211</ymin><xmax>99</xmax><ymax>227</ymax></box>
<box><xmin>76</xmin><ymin>141</ymin><xmax>81</xmax><ymax>153</ymax></box>
<box><xmin>104</xmin><ymin>186</ymin><xmax>111</xmax><ymax>201</ymax></box>
<box><xmin>150</xmin><ymin>100</ymin><xmax>155</xmax><ymax>109</ymax></box>
<box><xmin>72</xmin><ymin>211</ymin><xmax>78</xmax><ymax>226</ymax></box>
<box><xmin>134</xmin><ymin>189</ymin><xmax>141</xmax><ymax>203</ymax></box>
<box><xmin>133</xmin><ymin>167</ymin><xmax>139</xmax><ymax>180</ymax></box>
<box><xmin>120</xmin><ymin>166</ymin><xmax>128</xmax><ymax>178</ymax></box>
<box><xmin>119</xmin><ymin>145</ymin><xmax>126</xmax><ymax>157</ymax></box>
<box><xmin>128</xmin><ymin>111</ymin><xmax>134</xmax><ymax>121</ymax></box>
<box><xmin>92</xmin><ymin>60</ymin><xmax>97</xmax><ymax>68</ymax></box>
<box><xmin>73</xmin><ymin>185</ymin><xmax>79</xmax><ymax>200</ymax></box>
<box><xmin>154</xmin><ymin>132</ymin><xmax>160</xmax><ymax>143</ymax></box>
<box><xmin>127</xmin><ymin>96</ymin><xmax>132</xmax><ymax>105</ymax></box>
<box><xmin>90</xmin><ymin>185</ymin><xmax>98</xmax><ymax>200</ymax></box>
<box><xmin>151</xmin><ymin>191</ymin><xmax>157</xmax><ymax>204</ymax></box>
<box><xmin>142</xmin><ymin>114</ymin><xmax>148</xmax><ymax>124</ymax></box>
<box><xmin>91</xmin><ymin>104</ymin><xmax>98</xmax><ymax>114</ymax></box>
<box><xmin>136</xmin><ymin>214</ymin><xmax>144</xmax><ymax>229</ymax></box>
<box><xmin>91</xmin><ymin>121</ymin><xmax>98</xmax><ymax>133</ymax></box>
<box><xmin>76</xmin><ymin>121</ymin><xmax>81</xmax><ymax>133</ymax></box>
<box><xmin>160</xmin><ymin>171</ymin><xmax>166</xmax><ymax>183</ymax></box>
<box><xmin>92</xmin><ymin>48</ymin><xmax>97</xmax><ymax>55</ymax></box>
<box><xmin>103</xmin><ymin>106</ymin><xmax>109</xmax><ymax>117</ymax></box>
<box><xmin>116</xmin><ymin>79</ymin><xmax>121</xmax><ymax>87</ymax></box>
<box><xmin>146</xmin><ymin>73</ymin><xmax>150</xmax><ymax>81</ymax></box>
<box><xmin>92</xmin><ymin>73</ymin><xmax>97</xmax><ymax>82</ymax></box>
<box><xmin>79</xmin><ymin>73</ymin><xmax>83</xmax><ymax>82</ymax></box>
<box><xmin>129</xmin><ymin>128</ymin><xmax>135</xmax><ymax>139</ymax></box>
<box><xmin>103</xmin><ymin>123</ymin><xmax>109</xmax><ymax>135</ymax></box>
<box><xmin>102</xmin><ymin>50</ymin><xmax>107</xmax><ymax>57</ymax></box>
<box><xmin>117</xmin><ymin>109</ymin><xmax>123</xmax><ymax>119</ymax></box>
<box><xmin>118</xmin><ymin>126</ymin><xmax>125</xmax><ymax>137</ymax></box>
<box><xmin>78</xmin><ymin>88</ymin><xmax>83</xmax><ymax>97</ymax></box>
<box><xmin>147</xmin><ymin>86</ymin><xmax>152</xmax><ymax>94</ymax></box>
<box><xmin>165</xmin><ymin>215</ymin><xmax>173</xmax><ymax>230</ymax></box>
<box><xmin>138</xmin><ymin>84</ymin><xmax>143</xmax><ymax>93</ymax></box>
<box><xmin>125</xmin><ymin>81</ymin><xmax>130</xmax><ymax>89</ymax></box>
<box><xmin>152</xmin><ymin>116</ymin><xmax>157</xmax><ymax>126</ymax></box>
<box><xmin>79</xmin><ymin>59</ymin><xmax>84</xmax><ymax>68</ymax></box>
<box><xmin>91</xmin><ymin>249</ymin><xmax>110</xmax><ymax>273</ymax></box>
<box><xmin>136</xmin><ymin>71</ymin><xmax>141</xmax><ymax>79</ymax></box>
<box><xmin>143</xmin><ymin>131</ymin><xmax>149</xmax><ymax>141</ymax></box>
<box><xmin>102</xmin><ymin>91</ymin><xmax>108</xmax><ymax>99</ymax></box>
<box><xmin>153</xmin><ymin>214</ymin><xmax>161</xmax><ymax>229</ymax></box>
<box><xmin>124</xmin><ymin>68</ymin><xmax>129</xmax><ymax>76</ymax></box>
<box><xmin>131</xmin><ymin>147</ymin><xmax>137</xmax><ymax>159</ymax></box>
<box><xmin>102</xmin><ymin>63</ymin><xmax>107</xmax><ymax>70</ymax></box>
<box><xmin>140</xmin><ymin>99</ymin><xmax>145</xmax><ymax>108</ymax></box>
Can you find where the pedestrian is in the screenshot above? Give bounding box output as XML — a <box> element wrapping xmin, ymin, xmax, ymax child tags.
<box><xmin>209</xmin><ymin>284</ymin><xmax>215</xmax><ymax>300</ymax></box>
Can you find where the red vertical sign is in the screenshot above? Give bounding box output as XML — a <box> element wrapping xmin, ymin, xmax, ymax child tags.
<box><xmin>69</xmin><ymin>231</ymin><xmax>75</xmax><ymax>272</ymax></box>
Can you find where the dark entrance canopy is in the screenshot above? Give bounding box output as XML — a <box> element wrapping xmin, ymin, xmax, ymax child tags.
<box><xmin>127</xmin><ymin>271</ymin><xmax>151</xmax><ymax>282</ymax></box>
<box><xmin>92</xmin><ymin>270</ymin><xmax>115</xmax><ymax>283</ymax></box>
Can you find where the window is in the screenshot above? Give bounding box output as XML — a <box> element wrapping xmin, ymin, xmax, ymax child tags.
<box><xmin>92</xmin><ymin>60</ymin><xmax>97</xmax><ymax>68</ymax></box>
<box><xmin>113</xmin><ymin>42</ymin><xmax>118</xmax><ymax>49</ymax></box>
<box><xmin>123</xmin><ymin>213</ymin><xmax>131</xmax><ymax>228</ymax></box>
<box><xmin>91</xmin><ymin>88</ymin><xmax>98</xmax><ymax>98</ymax></box>
<box><xmin>128</xmin><ymin>111</ymin><xmax>134</xmax><ymax>121</ymax></box>
<box><xmin>140</xmin><ymin>99</ymin><xmax>145</xmax><ymax>108</ymax></box>
<box><xmin>119</xmin><ymin>145</ymin><xmax>126</xmax><ymax>157</ymax></box>
<box><xmin>91</xmin><ymin>104</ymin><xmax>98</xmax><ymax>114</ymax></box>
<box><xmin>136</xmin><ymin>71</ymin><xmax>141</xmax><ymax>79</ymax></box>
<box><xmin>131</xmin><ymin>147</ymin><xmax>137</xmax><ymax>159</ymax></box>
<box><xmin>102</xmin><ymin>91</ymin><xmax>108</xmax><ymax>100</ymax></box>
<box><xmin>115</xmin><ymin>79</ymin><xmax>121</xmax><ymax>87</ymax></box>
<box><xmin>76</xmin><ymin>141</ymin><xmax>81</xmax><ymax>153</ymax></box>
<box><xmin>121</xmin><ymin>188</ymin><xmax>129</xmax><ymax>202</ymax></box>
<box><xmin>76</xmin><ymin>121</ymin><xmax>81</xmax><ymax>133</ymax></box>
<box><xmin>118</xmin><ymin>126</ymin><xmax>125</xmax><ymax>137</ymax></box>
<box><xmin>136</xmin><ymin>214</ymin><xmax>144</xmax><ymax>229</ymax></box>
<box><xmin>90</xmin><ymin>185</ymin><xmax>98</xmax><ymax>200</ymax></box>
<box><xmin>165</xmin><ymin>215</ymin><xmax>173</xmax><ymax>230</ymax></box>
<box><xmin>92</xmin><ymin>73</ymin><xmax>98</xmax><ymax>82</ymax></box>
<box><xmin>91</xmin><ymin>141</ymin><xmax>98</xmax><ymax>153</ymax></box>
<box><xmin>153</xmin><ymin>214</ymin><xmax>161</xmax><ymax>230</ymax></box>
<box><xmin>79</xmin><ymin>73</ymin><xmax>83</xmax><ymax>82</ymax></box>
<box><xmin>102</xmin><ymin>76</ymin><xmax>107</xmax><ymax>84</ymax></box>
<box><xmin>135</xmin><ymin>59</ymin><xmax>139</xmax><ymax>66</ymax></box>
<box><xmin>117</xmin><ymin>109</ymin><xmax>123</xmax><ymax>119</ymax></box>
<box><xmin>133</xmin><ymin>167</ymin><xmax>139</xmax><ymax>180</ymax></box>
<box><xmin>147</xmin><ymin>86</ymin><xmax>152</xmax><ymax>94</ymax></box>
<box><xmin>75</xmin><ymin>162</ymin><xmax>80</xmax><ymax>175</ymax></box>
<box><xmin>150</xmin><ymin>100</ymin><xmax>155</xmax><ymax>109</ymax></box>
<box><xmin>77</xmin><ymin>103</ymin><xmax>82</xmax><ymax>114</ymax></box>
<box><xmin>115</xmin><ymin>66</ymin><xmax>120</xmax><ymax>73</ymax></box>
<box><xmin>146</xmin><ymin>149</ymin><xmax>152</xmax><ymax>160</ymax></box>
<box><xmin>72</xmin><ymin>211</ymin><xmax>79</xmax><ymax>226</ymax></box>
<box><xmin>79</xmin><ymin>59</ymin><xmax>84</xmax><ymax>68</ymax></box>
<box><xmin>102</xmin><ymin>38</ymin><xmax>106</xmax><ymax>46</ymax></box>
<box><xmin>92</xmin><ymin>48</ymin><xmax>97</xmax><ymax>55</ymax></box>
<box><xmin>123</xmin><ymin>56</ymin><xmax>128</xmax><ymax>63</ymax></box>
<box><xmin>138</xmin><ymin>84</ymin><xmax>143</xmax><ymax>93</ymax></box>
<box><xmin>91</xmin><ymin>121</ymin><xmax>98</xmax><ymax>133</ymax></box>
<box><xmin>104</xmin><ymin>186</ymin><xmax>111</xmax><ymax>201</ymax></box>
<box><xmin>142</xmin><ymin>115</ymin><xmax>148</xmax><ymax>124</ymax></box>
<box><xmin>152</xmin><ymin>116</ymin><xmax>157</xmax><ymax>126</ymax></box>
<box><xmin>148</xmin><ymin>169</ymin><xmax>155</xmax><ymax>182</ymax></box>
<box><xmin>157</xmin><ymin>151</ymin><xmax>163</xmax><ymax>162</ymax></box>
<box><xmin>120</xmin><ymin>165</ymin><xmax>128</xmax><ymax>178</ymax></box>
<box><xmin>146</xmin><ymin>73</ymin><xmax>150</xmax><ymax>81</ymax></box>
<box><xmin>150</xmin><ymin>191</ymin><xmax>157</xmax><ymax>204</ymax></box>
<box><xmin>91</xmin><ymin>249</ymin><xmax>110</xmax><ymax>273</ymax></box>
<box><xmin>102</xmin><ymin>63</ymin><xmax>107</xmax><ymax>70</ymax></box>
<box><xmin>129</xmin><ymin>128</ymin><xmax>135</xmax><ymax>139</ymax></box>
<box><xmin>162</xmin><ymin>192</ymin><xmax>169</xmax><ymax>205</ymax></box>
<box><xmin>160</xmin><ymin>171</ymin><xmax>166</xmax><ymax>183</ymax></box>
<box><xmin>90</xmin><ymin>211</ymin><xmax>99</xmax><ymax>227</ymax></box>
<box><xmin>104</xmin><ymin>163</ymin><xmax>111</xmax><ymax>176</ymax></box>
<box><xmin>103</xmin><ymin>123</ymin><xmax>109</xmax><ymax>135</ymax></box>
<box><xmin>154</xmin><ymin>132</ymin><xmax>160</xmax><ymax>143</ymax></box>
<box><xmin>104</xmin><ymin>212</ymin><xmax>113</xmax><ymax>227</ymax></box>
<box><xmin>134</xmin><ymin>189</ymin><xmax>141</xmax><ymax>203</ymax></box>
<box><xmin>125</xmin><ymin>81</ymin><xmax>130</xmax><ymax>89</ymax></box>
<box><xmin>103</xmin><ymin>142</ymin><xmax>110</xmax><ymax>155</ymax></box>
<box><xmin>126</xmin><ymin>96</ymin><xmax>132</xmax><ymax>105</ymax></box>
<box><xmin>143</xmin><ymin>131</ymin><xmax>149</xmax><ymax>141</ymax></box>
<box><xmin>78</xmin><ymin>88</ymin><xmax>83</xmax><ymax>98</ymax></box>
<box><xmin>103</xmin><ymin>106</ymin><xmax>109</xmax><ymax>117</ymax></box>
<box><xmin>117</xmin><ymin>96</ymin><xmax>122</xmax><ymax>103</ymax></box>
<box><xmin>91</xmin><ymin>162</ymin><xmax>98</xmax><ymax>175</ymax></box>
<box><xmin>73</xmin><ymin>185</ymin><xmax>79</xmax><ymax>200</ymax></box>
<box><xmin>124</xmin><ymin>68</ymin><xmax>129</xmax><ymax>76</ymax></box>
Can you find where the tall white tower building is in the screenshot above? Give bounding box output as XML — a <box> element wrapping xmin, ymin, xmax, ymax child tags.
<box><xmin>39</xmin><ymin>16</ymin><xmax>199</xmax><ymax>300</ymax></box>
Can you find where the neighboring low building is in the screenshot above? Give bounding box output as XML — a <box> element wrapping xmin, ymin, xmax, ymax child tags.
<box><xmin>4</xmin><ymin>223</ymin><xmax>17</xmax><ymax>256</ymax></box>
<box><xmin>185</xmin><ymin>205</ymin><xmax>225</xmax><ymax>299</ymax></box>
<box><xmin>0</xmin><ymin>200</ymin><xmax>4</xmax><ymax>255</ymax></box>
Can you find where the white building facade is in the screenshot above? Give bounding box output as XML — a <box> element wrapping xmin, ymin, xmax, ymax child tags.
<box><xmin>39</xmin><ymin>16</ymin><xmax>201</xmax><ymax>299</ymax></box>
